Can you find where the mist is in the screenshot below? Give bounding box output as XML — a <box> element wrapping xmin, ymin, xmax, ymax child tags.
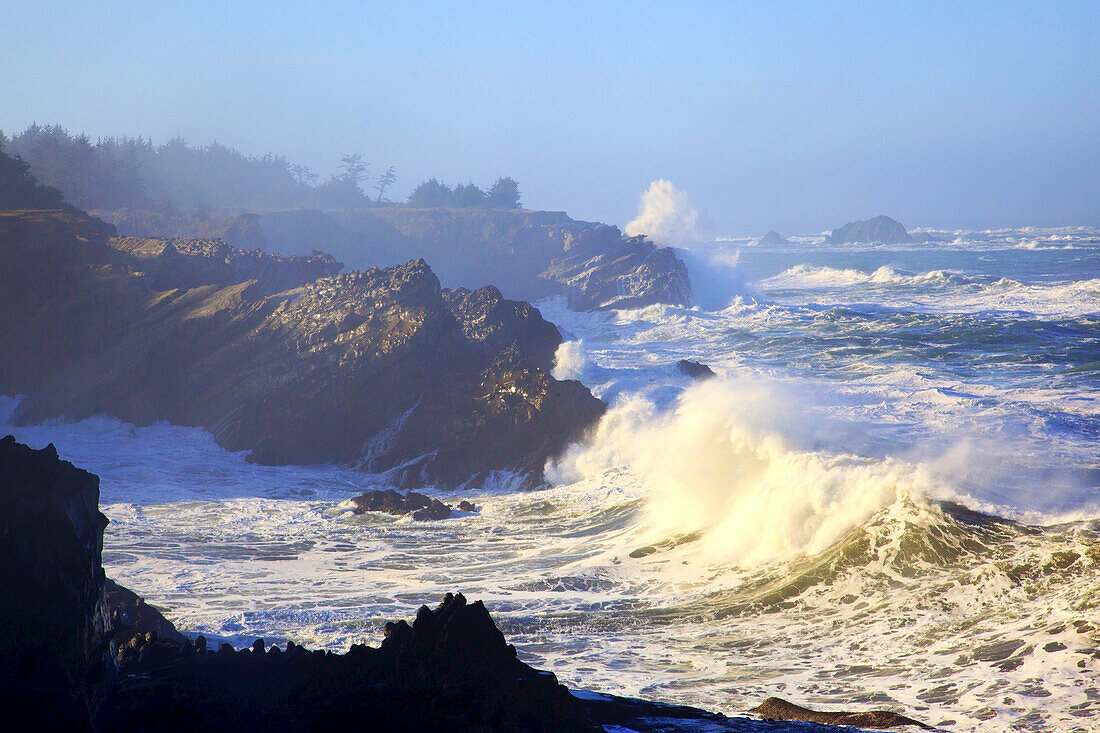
<box><xmin>3</xmin><ymin>3</ymin><xmax>1096</xmax><ymax>232</ymax></box>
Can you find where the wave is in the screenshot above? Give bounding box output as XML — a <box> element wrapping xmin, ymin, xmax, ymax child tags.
<box><xmin>757</xmin><ymin>265</ymin><xmax>1100</xmax><ymax>317</ymax></box>
<box><xmin>761</xmin><ymin>264</ymin><xmax>970</xmax><ymax>290</ymax></box>
<box><xmin>547</xmin><ymin>378</ymin><xmax>939</xmax><ymax>567</ymax></box>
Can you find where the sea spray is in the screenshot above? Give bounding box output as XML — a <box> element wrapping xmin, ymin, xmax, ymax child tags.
<box><xmin>624</xmin><ymin>179</ymin><xmax>701</xmax><ymax>246</ymax></box>
<box><xmin>548</xmin><ymin>378</ymin><xmax>933</xmax><ymax>566</ymax></box>
<box><xmin>552</xmin><ymin>339</ymin><xmax>588</xmax><ymax>381</ymax></box>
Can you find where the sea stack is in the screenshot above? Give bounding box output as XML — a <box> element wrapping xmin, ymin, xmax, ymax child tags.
<box><xmin>826</xmin><ymin>215</ymin><xmax>912</xmax><ymax>244</ymax></box>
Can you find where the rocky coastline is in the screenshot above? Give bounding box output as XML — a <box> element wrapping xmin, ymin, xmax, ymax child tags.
<box><xmin>0</xmin><ymin>205</ymin><xmax>603</xmax><ymax>487</ymax></box>
<box><xmin>96</xmin><ymin>206</ymin><xmax>693</xmax><ymax>311</ymax></box>
<box><xmin>0</xmin><ymin>435</ymin><xmax>930</xmax><ymax>731</ymax></box>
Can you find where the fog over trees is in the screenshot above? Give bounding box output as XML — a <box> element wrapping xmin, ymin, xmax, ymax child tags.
<box><xmin>1</xmin><ymin>124</ymin><xmax>524</xmax><ymax>214</ymax></box>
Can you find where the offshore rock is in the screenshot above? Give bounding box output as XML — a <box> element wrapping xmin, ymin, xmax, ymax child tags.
<box><xmin>0</xmin><ymin>208</ymin><xmax>604</xmax><ymax>487</ymax></box>
<box><xmin>674</xmin><ymin>359</ymin><xmax>716</xmax><ymax>381</ymax></box>
<box><xmin>751</xmin><ymin>697</ymin><xmax>931</xmax><ymax>729</ymax></box>
<box><xmin>350</xmin><ymin>489</ymin><xmax>466</xmax><ymax>521</ymax></box>
<box><xmin>758</xmin><ymin>230</ymin><xmax>790</xmax><ymax>246</ymax></box>
<box><xmin>826</xmin><ymin>215</ymin><xmax>912</xmax><ymax>244</ymax></box>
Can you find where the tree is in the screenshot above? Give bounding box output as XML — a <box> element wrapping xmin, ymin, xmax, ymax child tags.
<box><xmin>373</xmin><ymin>165</ymin><xmax>397</xmax><ymax>203</ymax></box>
<box><xmin>407</xmin><ymin>178</ymin><xmax>452</xmax><ymax>207</ymax></box>
<box><xmin>451</xmin><ymin>182</ymin><xmax>485</xmax><ymax>207</ymax></box>
<box><xmin>486</xmin><ymin>177</ymin><xmax>521</xmax><ymax>208</ymax></box>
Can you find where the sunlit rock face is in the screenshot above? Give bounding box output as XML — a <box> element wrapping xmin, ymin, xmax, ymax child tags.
<box><xmin>99</xmin><ymin>206</ymin><xmax>694</xmax><ymax>310</ymax></box>
<box><xmin>0</xmin><ymin>209</ymin><xmax>604</xmax><ymax>487</ymax></box>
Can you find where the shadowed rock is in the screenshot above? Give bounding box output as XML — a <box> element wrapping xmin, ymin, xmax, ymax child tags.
<box><xmin>826</xmin><ymin>215</ymin><xmax>912</xmax><ymax>244</ymax></box>
<box><xmin>758</xmin><ymin>231</ymin><xmax>790</xmax><ymax>246</ymax></box>
<box><xmin>674</xmin><ymin>359</ymin><xmax>716</xmax><ymax>380</ymax></box>
<box><xmin>350</xmin><ymin>489</ymin><xmax>468</xmax><ymax>521</ymax></box>
<box><xmin>752</xmin><ymin>697</ymin><xmax>932</xmax><ymax>729</ymax></box>
<box><xmin>105</xmin><ymin>577</ymin><xmax>187</xmax><ymax>645</ymax></box>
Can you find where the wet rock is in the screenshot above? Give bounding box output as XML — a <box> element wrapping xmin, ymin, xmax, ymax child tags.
<box><xmin>0</xmin><ymin>209</ymin><xmax>605</xmax><ymax>488</ymax></box>
<box><xmin>457</xmin><ymin>500</ymin><xmax>476</xmax><ymax>512</ymax></box>
<box><xmin>751</xmin><ymin>697</ymin><xmax>932</xmax><ymax>729</ymax></box>
<box><xmin>674</xmin><ymin>359</ymin><xmax>716</xmax><ymax>380</ymax></box>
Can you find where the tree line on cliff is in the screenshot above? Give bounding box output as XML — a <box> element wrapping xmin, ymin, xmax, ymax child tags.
<box><xmin>1</xmin><ymin>124</ymin><xmax>521</xmax><ymax>213</ymax></box>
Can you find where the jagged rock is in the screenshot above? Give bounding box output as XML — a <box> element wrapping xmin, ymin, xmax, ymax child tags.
<box><xmin>0</xmin><ymin>210</ymin><xmax>605</xmax><ymax>487</ymax></box>
<box><xmin>826</xmin><ymin>215</ymin><xmax>912</xmax><ymax>244</ymax></box>
<box><xmin>105</xmin><ymin>577</ymin><xmax>186</xmax><ymax>645</ymax></box>
<box><xmin>102</xmin><ymin>592</ymin><xmax>594</xmax><ymax>732</ymax></box>
<box><xmin>101</xmin><ymin>206</ymin><xmax>694</xmax><ymax>311</ymax></box>
<box><xmin>751</xmin><ymin>697</ymin><xmax>931</xmax><ymax>729</ymax></box>
<box><xmin>0</xmin><ymin>435</ymin><xmax>109</xmax><ymax>728</ymax></box>
<box><xmin>674</xmin><ymin>359</ymin><xmax>716</xmax><ymax>380</ymax></box>
<box><xmin>457</xmin><ymin>500</ymin><xmax>476</xmax><ymax>512</ymax></box>
<box><xmin>107</xmin><ymin>235</ymin><xmax>342</xmax><ymax>295</ymax></box>
<box><xmin>758</xmin><ymin>231</ymin><xmax>790</xmax><ymax>246</ymax></box>
<box><xmin>351</xmin><ymin>489</ymin><xmax>463</xmax><ymax>520</ymax></box>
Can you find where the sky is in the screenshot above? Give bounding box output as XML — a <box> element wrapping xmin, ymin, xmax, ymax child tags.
<box><xmin>3</xmin><ymin>1</ymin><xmax>1098</xmax><ymax>234</ymax></box>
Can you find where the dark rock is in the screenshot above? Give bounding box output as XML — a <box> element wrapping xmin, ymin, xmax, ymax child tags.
<box><xmin>102</xmin><ymin>592</ymin><xmax>593</xmax><ymax>732</ymax></box>
<box><xmin>758</xmin><ymin>231</ymin><xmax>789</xmax><ymax>246</ymax></box>
<box><xmin>411</xmin><ymin>499</ymin><xmax>453</xmax><ymax>521</ymax></box>
<box><xmin>105</xmin><ymin>577</ymin><xmax>187</xmax><ymax>645</ymax></box>
<box><xmin>751</xmin><ymin>697</ymin><xmax>932</xmax><ymax>728</ymax></box>
<box><xmin>674</xmin><ymin>359</ymin><xmax>716</xmax><ymax>381</ymax></box>
<box><xmin>351</xmin><ymin>490</ymin><xmax>461</xmax><ymax>521</ymax></box>
<box><xmin>0</xmin><ymin>211</ymin><xmax>605</xmax><ymax>488</ymax></box>
<box><xmin>826</xmin><ymin>215</ymin><xmax>912</xmax><ymax>244</ymax></box>
<box><xmin>457</xmin><ymin>500</ymin><xmax>476</xmax><ymax>512</ymax></box>
<box><xmin>0</xmin><ymin>434</ymin><xmax>109</xmax><ymax>728</ymax></box>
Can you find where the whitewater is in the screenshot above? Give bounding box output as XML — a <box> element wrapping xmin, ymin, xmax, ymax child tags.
<box><xmin>5</xmin><ymin>226</ymin><xmax>1099</xmax><ymax>731</ymax></box>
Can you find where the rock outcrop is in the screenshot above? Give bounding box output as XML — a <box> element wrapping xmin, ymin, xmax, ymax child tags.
<box><xmin>350</xmin><ymin>488</ymin><xmax>474</xmax><ymax>520</ymax></box>
<box><xmin>758</xmin><ymin>231</ymin><xmax>790</xmax><ymax>246</ymax></box>
<box><xmin>751</xmin><ymin>697</ymin><xmax>931</xmax><ymax>729</ymax></box>
<box><xmin>0</xmin><ymin>435</ymin><xmax>110</xmax><ymax>728</ymax></box>
<box><xmin>107</xmin><ymin>236</ymin><xmax>342</xmax><ymax>295</ymax></box>
<box><xmin>826</xmin><ymin>215</ymin><xmax>912</xmax><ymax>244</ymax></box>
<box><xmin>674</xmin><ymin>359</ymin><xmax>716</xmax><ymax>381</ymax></box>
<box><xmin>0</xmin><ymin>208</ymin><xmax>604</xmax><ymax>487</ymax></box>
<box><xmin>99</xmin><ymin>206</ymin><xmax>693</xmax><ymax>311</ymax></box>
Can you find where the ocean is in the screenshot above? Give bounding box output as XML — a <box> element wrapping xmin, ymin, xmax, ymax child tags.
<box><xmin>5</xmin><ymin>226</ymin><xmax>1099</xmax><ymax>731</ymax></box>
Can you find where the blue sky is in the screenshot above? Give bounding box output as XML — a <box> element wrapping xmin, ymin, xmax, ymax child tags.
<box><xmin>3</xmin><ymin>1</ymin><xmax>1097</xmax><ymax>233</ymax></box>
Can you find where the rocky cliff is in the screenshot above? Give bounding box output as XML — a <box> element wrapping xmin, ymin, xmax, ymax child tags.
<box><xmin>0</xmin><ymin>208</ymin><xmax>604</xmax><ymax>487</ymax></box>
<box><xmin>0</xmin><ymin>435</ymin><xmax>110</xmax><ymax>728</ymax></box>
<box><xmin>97</xmin><ymin>206</ymin><xmax>693</xmax><ymax>310</ymax></box>
<box><xmin>826</xmin><ymin>215</ymin><xmax>912</xmax><ymax>244</ymax></box>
